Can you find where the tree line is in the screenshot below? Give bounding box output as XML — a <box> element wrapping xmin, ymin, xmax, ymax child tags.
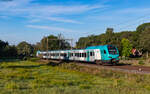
<box><xmin>0</xmin><ymin>35</ymin><xmax>71</xmax><ymax>59</ymax></box>
<box><xmin>76</xmin><ymin>23</ymin><xmax>150</xmax><ymax>57</ymax></box>
<box><xmin>0</xmin><ymin>22</ymin><xmax>150</xmax><ymax>59</ymax></box>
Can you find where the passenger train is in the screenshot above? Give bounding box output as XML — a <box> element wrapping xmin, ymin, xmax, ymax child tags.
<box><xmin>36</xmin><ymin>45</ymin><xmax>119</xmax><ymax>64</ymax></box>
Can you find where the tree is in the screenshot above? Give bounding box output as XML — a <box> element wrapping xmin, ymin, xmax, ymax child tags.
<box><xmin>40</xmin><ymin>35</ymin><xmax>71</xmax><ymax>51</ymax></box>
<box><xmin>0</xmin><ymin>40</ymin><xmax>8</xmax><ymax>56</ymax></box>
<box><xmin>139</xmin><ymin>27</ymin><xmax>150</xmax><ymax>52</ymax></box>
<box><xmin>121</xmin><ymin>38</ymin><xmax>133</xmax><ymax>57</ymax></box>
<box><xmin>32</xmin><ymin>42</ymin><xmax>41</xmax><ymax>56</ymax></box>
<box><xmin>17</xmin><ymin>41</ymin><xmax>33</xmax><ymax>57</ymax></box>
<box><xmin>136</xmin><ymin>23</ymin><xmax>150</xmax><ymax>32</ymax></box>
<box><xmin>3</xmin><ymin>45</ymin><xmax>18</xmax><ymax>57</ymax></box>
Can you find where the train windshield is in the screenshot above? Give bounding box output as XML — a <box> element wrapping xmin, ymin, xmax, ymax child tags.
<box><xmin>108</xmin><ymin>45</ymin><xmax>117</xmax><ymax>55</ymax></box>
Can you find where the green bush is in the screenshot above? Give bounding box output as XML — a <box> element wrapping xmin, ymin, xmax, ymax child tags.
<box><xmin>138</xmin><ymin>60</ymin><xmax>145</xmax><ymax>65</ymax></box>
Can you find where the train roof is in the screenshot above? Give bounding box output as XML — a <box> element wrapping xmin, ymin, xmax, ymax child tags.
<box><xmin>86</xmin><ymin>45</ymin><xmax>108</xmax><ymax>50</ymax></box>
<box><xmin>37</xmin><ymin>45</ymin><xmax>114</xmax><ymax>52</ymax></box>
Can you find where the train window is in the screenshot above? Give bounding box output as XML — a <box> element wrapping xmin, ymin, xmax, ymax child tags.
<box><xmin>85</xmin><ymin>53</ymin><xmax>87</xmax><ymax>57</ymax></box>
<box><xmin>104</xmin><ymin>50</ymin><xmax>106</xmax><ymax>54</ymax></box>
<box><xmin>83</xmin><ymin>53</ymin><xmax>86</xmax><ymax>57</ymax></box>
<box><xmin>69</xmin><ymin>53</ymin><xmax>73</xmax><ymax>57</ymax></box>
<box><xmin>82</xmin><ymin>53</ymin><xmax>84</xmax><ymax>57</ymax></box>
<box><xmin>108</xmin><ymin>45</ymin><xmax>117</xmax><ymax>55</ymax></box>
<box><xmin>90</xmin><ymin>52</ymin><xmax>94</xmax><ymax>56</ymax></box>
<box><xmin>64</xmin><ymin>53</ymin><xmax>67</xmax><ymax>57</ymax></box>
<box><xmin>79</xmin><ymin>53</ymin><xmax>81</xmax><ymax>57</ymax></box>
<box><xmin>90</xmin><ymin>52</ymin><xmax>92</xmax><ymax>56</ymax></box>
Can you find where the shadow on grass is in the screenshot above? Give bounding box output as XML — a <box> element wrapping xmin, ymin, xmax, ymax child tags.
<box><xmin>46</xmin><ymin>60</ymin><xmax>69</xmax><ymax>67</ymax></box>
<box><xmin>116</xmin><ymin>63</ymin><xmax>131</xmax><ymax>66</ymax></box>
<box><xmin>5</xmin><ymin>65</ymin><xmax>43</xmax><ymax>69</ymax></box>
<box><xmin>0</xmin><ymin>59</ymin><xmax>21</xmax><ymax>63</ymax></box>
<box><xmin>78</xmin><ymin>61</ymin><xmax>131</xmax><ymax>66</ymax></box>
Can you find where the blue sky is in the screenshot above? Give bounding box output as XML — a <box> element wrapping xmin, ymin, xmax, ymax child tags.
<box><xmin>0</xmin><ymin>0</ymin><xmax>150</xmax><ymax>45</ymax></box>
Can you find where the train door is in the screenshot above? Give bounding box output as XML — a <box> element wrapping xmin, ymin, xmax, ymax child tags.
<box><xmin>95</xmin><ymin>49</ymin><xmax>101</xmax><ymax>60</ymax></box>
<box><xmin>89</xmin><ymin>50</ymin><xmax>95</xmax><ymax>62</ymax></box>
<box><xmin>101</xmin><ymin>49</ymin><xmax>107</xmax><ymax>60</ymax></box>
<box><xmin>86</xmin><ymin>50</ymin><xmax>90</xmax><ymax>62</ymax></box>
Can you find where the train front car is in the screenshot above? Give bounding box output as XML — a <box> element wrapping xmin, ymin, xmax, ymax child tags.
<box><xmin>102</xmin><ymin>45</ymin><xmax>119</xmax><ymax>64</ymax></box>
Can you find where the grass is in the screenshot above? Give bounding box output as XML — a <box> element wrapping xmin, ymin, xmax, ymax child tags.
<box><xmin>0</xmin><ymin>60</ymin><xmax>150</xmax><ymax>94</ymax></box>
<box><xmin>120</xmin><ymin>57</ymin><xmax>150</xmax><ymax>66</ymax></box>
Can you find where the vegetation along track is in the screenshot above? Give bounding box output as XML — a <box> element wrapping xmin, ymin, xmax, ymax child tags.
<box><xmin>76</xmin><ymin>62</ymin><xmax>150</xmax><ymax>75</ymax></box>
<box><xmin>41</xmin><ymin>59</ymin><xmax>150</xmax><ymax>74</ymax></box>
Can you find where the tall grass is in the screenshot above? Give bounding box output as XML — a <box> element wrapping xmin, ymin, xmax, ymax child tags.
<box><xmin>0</xmin><ymin>60</ymin><xmax>150</xmax><ymax>94</ymax></box>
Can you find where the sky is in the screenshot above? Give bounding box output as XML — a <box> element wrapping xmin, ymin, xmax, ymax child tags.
<box><xmin>0</xmin><ymin>0</ymin><xmax>150</xmax><ymax>45</ymax></box>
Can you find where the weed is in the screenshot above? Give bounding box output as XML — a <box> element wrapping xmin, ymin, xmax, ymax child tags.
<box><xmin>79</xmin><ymin>84</ymin><xmax>91</xmax><ymax>89</ymax></box>
<box><xmin>5</xmin><ymin>81</ymin><xmax>20</xmax><ymax>89</ymax></box>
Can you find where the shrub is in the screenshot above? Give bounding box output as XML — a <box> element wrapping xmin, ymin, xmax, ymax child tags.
<box><xmin>138</xmin><ymin>60</ymin><xmax>145</xmax><ymax>65</ymax></box>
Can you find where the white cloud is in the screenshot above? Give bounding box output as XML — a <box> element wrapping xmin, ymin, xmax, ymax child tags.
<box><xmin>46</xmin><ymin>17</ymin><xmax>83</xmax><ymax>24</ymax></box>
<box><xmin>26</xmin><ymin>25</ymin><xmax>75</xmax><ymax>32</ymax></box>
<box><xmin>0</xmin><ymin>0</ymin><xmax>105</xmax><ymax>24</ymax></box>
<box><xmin>28</xmin><ymin>16</ymin><xmax>83</xmax><ymax>24</ymax></box>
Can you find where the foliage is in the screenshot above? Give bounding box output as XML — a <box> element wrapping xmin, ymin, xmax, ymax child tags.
<box><xmin>1</xmin><ymin>23</ymin><xmax>150</xmax><ymax>58</ymax></box>
<box><xmin>0</xmin><ymin>61</ymin><xmax>150</xmax><ymax>94</ymax></box>
<box><xmin>17</xmin><ymin>41</ymin><xmax>34</xmax><ymax>58</ymax></box>
<box><xmin>121</xmin><ymin>38</ymin><xmax>132</xmax><ymax>57</ymax></box>
<box><xmin>36</xmin><ymin>35</ymin><xmax>71</xmax><ymax>51</ymax></box>
<box><xmin>0</xmin><ymin>40</ymin><xmax>18</xmax><ymax>58</ymax></box>
<box><xmin>0</xmin><ymin>40</ymin><xmax>8</xmax><ymax>57</ymax></box>
<box><xmin>139</xmin><ymin>28</ymin><xmax>150</xmax><ymax>52</ymax></box>
<box><xmin>136</xmin><ymin>23</ymin><xmax>150</xmax><ymax>32</ymax></box>
<box><xmin>76</xmin><ymin>23</ymin><xmax>150</xmax><ymax>56</ymax></box>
